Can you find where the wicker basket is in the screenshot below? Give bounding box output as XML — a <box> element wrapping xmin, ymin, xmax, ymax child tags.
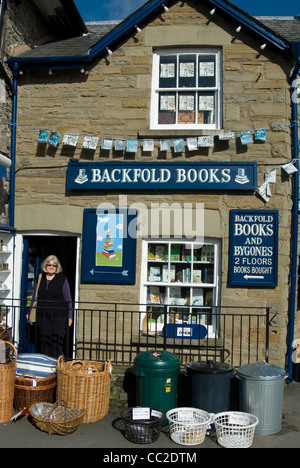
<box><xmin>14</xmin><ymin>373</ymin><xmax>57</xmax><ymax>412</ymax></box>
<box><xmin>56</xmin><ymin>356</ymin><xmax>112</xmax><ymax>423</ymax></box>
<box><xmin>0</xmin><ymin>341</ymin><xmax>17</xmax><ymax>423</ymax></box>
<box><xmin>121</xmin><ymin>407</ymin><xmax>165</xmax><ymax>444</ymax></box>
<box><xmin>29</xmin><ymin>400</ymin><xmax>85</xmax><ymax>435</ymax></box>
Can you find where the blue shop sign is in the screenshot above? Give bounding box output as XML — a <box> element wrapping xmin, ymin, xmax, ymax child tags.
<box><xmin>229</xmin><ymin>210</ymin><xmax>278</xmax><ymax>287</ymax></box>
<box><xmin>66</xmin><ymin>161</ymin><xmax>257</xmax><ymax>190</ymax></box>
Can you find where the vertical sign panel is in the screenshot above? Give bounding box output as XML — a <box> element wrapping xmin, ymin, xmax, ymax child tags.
<box><xmin>229</xmin><ymin>210</ymin><xmax>278</xmax><ymax>287</ymax></box>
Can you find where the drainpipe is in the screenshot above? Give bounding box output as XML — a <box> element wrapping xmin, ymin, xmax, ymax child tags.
<box><xmin>9</xmin><ymin>62</ymin><xmax>18</xmax><ymax>227</ymax></box>
<box><xmin>287</xmin><ymin>42</ymin><xmax>300</xmax><ymax>382</ymax></box>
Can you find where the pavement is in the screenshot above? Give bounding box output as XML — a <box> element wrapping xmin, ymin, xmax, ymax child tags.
<box><xmin>0</xmin><ymin>380</ymin><xmax>299</xmax><ymax>452</ymax></box>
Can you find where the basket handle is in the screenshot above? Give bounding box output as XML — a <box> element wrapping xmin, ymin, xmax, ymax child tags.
<box><xmin>57</xmin><ymin>355</ymin><xmax>64</xmax><ymax>368</ymax></box>
<box><xmin>1</xmin><ymin>340</ymin><xmax>17</xmax><ymax>368</ymax></box>
<box><xmin>49</xmin><ymin>400</ymin><xmax>67</xmax><ymax>421</ymax></box>
<box><xmin>18</xmin><ymin>373</ymin><xmax>37</xmax><ymax>380</ymax></box>
<box><xmin>105</xmin><ymin>360</ymin><xmax>113</xmax><ymax>374</ymax></box>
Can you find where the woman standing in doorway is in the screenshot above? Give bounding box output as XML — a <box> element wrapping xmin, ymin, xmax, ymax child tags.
<box><xmin>27</xmin><ymin>255</ymin><xmax>73</xmax><ymax>358</ymax></box>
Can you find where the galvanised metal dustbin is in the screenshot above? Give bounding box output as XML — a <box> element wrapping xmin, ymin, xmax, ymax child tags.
<box><xmin>133</xmin><ymin>350</ymin><xmax>181</xmax><ymax>415</ymax></box>
<box><xmin>237</xmin><ymin>362</ymin><xmax>287</xmax><ymax>435</ymax></box>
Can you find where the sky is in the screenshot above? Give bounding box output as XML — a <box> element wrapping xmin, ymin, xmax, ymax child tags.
<box><xmin>74</xmin><ymin>0</ymin><xmax>300</xmax><ymax>22</ymax></box>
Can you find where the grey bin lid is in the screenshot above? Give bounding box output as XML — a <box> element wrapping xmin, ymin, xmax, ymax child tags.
<box><xmin>237</xmin><ymin>361</ymin><xmax>287</xmax><ymax>380</ymax></box>
<box><xmin>186</xmin><ymin>360</ymin><xmax>234</xmax><ymax>375</ymax></box>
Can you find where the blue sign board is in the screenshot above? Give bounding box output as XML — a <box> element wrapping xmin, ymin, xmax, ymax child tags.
<box><xmin>81</xmin><ymin>209</ymin><xmax>137</xmax><ymax>284</ymax></box>
<box><xmin>228</xmin><ymin>210</ymin><xmax>278</xmax><ymax>287</ymax></box>
<box><xmin>164</xmin><ymin>323</ymin><xmax>208</xmax><ymax>340</ymax></box>
<box><xmin>66</xmin><ymin>161</ymin><xmax>257</xmax><ymax>191</ymax></box>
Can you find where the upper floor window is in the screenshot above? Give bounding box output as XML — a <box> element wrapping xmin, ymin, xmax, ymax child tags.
<box><xmin>150</xmin><ymin>48</ymin><xmax>222</xmax><ymax>130</ymax></box>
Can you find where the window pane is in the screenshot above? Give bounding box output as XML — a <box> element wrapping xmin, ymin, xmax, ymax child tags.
<box><xmin>198</xmin><ymin>55</ymin><xmax>216</xmax><ymax>87</ymax></box>
<box><xmin>158</xmin><ymin>92</ymin><xmax>176</xmax><ymax>124</ymax></box>
<box><xmin>178</xmin><ymin>92</ymin><xmax>195</xmax><ymax>124</ymax></box>
<box><xmin>198</xmin><ymin>92</ymin><xmax>215</xmax><ymax>124</ymax></box>
<box><xmin>179</xmin><ymin>54</ymin><xmax>196</xmax><ymax>88</ymax></box>
<box><xmin>159</xmin><ymin>55</ymin><xmax>177</xmax><ymax>88</ymax></box>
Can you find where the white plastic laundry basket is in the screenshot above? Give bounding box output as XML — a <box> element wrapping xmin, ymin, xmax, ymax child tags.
<box><xmin>166</xmin><ymin>407</ymin><xmax>211</xmax><ymax>446</ymax></box>
<box><xmin>213</xmin><ymin>411</ymin><xmax>259</xmax><ymax>448</ymax></box>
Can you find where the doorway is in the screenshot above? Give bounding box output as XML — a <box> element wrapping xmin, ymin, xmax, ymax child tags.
<box><xmin>19</xmin><ymin>233</ymin><xmax>79</xmax><ymax>355</ymax></box>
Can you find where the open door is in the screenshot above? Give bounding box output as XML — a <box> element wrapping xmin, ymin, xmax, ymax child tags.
<box><xmin>18</xmin><ymin>234</ymin><xmax>78</xmax><ymax>356</ymax></box>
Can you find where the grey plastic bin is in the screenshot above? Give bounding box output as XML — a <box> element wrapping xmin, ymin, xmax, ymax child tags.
<box><xmin>237</xmin><ymin>362</ymin><xmax>287</xmax><ymax>435</ymax></box>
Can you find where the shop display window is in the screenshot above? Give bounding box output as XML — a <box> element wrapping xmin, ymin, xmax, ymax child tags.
<box><xmin>140</xmin><ymin>239</ymin><xmax>220</xmax><ymax>338</ymax></box>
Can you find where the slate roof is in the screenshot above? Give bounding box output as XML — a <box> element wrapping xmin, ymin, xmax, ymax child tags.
<box><xmin>7</xmin><ymin>0</ymin><xmax>300</xmax><ymax>70</ymax></box>
<box><xmin>255</xmin><ymin>17</ymin><xmax>300</xmax><ymax>42</ymax></box>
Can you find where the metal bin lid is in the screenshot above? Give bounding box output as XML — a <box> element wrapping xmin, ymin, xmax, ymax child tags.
<box><xmin>237</xmin><ymin>361</ymin><xmax>287</xmax><ymax>380</ymax></box>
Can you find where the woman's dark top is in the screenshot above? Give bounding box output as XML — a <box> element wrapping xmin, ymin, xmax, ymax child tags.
<box><xmin>37</xmin><ymin>272</ymin><xmax>71</xmax><ymax>317</ymax></box>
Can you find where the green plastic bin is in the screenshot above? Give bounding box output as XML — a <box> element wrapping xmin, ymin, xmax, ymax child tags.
<box><xmin>133</xmin><ymin>350</ymin><xmax>181</xmax><ymax>414</ymax></box>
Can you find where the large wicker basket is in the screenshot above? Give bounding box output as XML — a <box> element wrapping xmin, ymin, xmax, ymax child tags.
<box><xmin>29</xmin><ymin>400</ymin><xmax>85</xmax><ymax>435</ymax></box>
<box><xmin>0</xmin><ymin>341</ymin><xmax>17</xmax><ymax>423</ymax></box>
<box><xmin>14</xmin><ymin>373</ymin><xmax>57</xmax><ymax>412</ymax></box>
<box><xmin>56</xmin><ymin>356</ymin><xmax>112</xmax><ymax>423</ymax></box>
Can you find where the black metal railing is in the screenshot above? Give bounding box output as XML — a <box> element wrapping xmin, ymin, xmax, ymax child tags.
<box><xmin>1</xmin><ymin>300</ymin><xmax>271</xmax><ymax>368</ymax></box>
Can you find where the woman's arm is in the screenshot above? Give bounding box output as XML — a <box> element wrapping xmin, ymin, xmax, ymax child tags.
<box><xmin>62</xmin><ymin>279</ymin><xmax>73</xmax><ymax>326</ymax></box>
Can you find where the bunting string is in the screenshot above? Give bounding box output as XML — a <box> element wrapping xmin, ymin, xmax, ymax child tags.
<box><xmin>10</xmin><ymin>122</ymin><xmax>299</xmax><ymax>203</ymax></box>
<box><xmin>10</xmin><ymin>122</ymin><xmax>293</xmax><ymax>151</ymax></box>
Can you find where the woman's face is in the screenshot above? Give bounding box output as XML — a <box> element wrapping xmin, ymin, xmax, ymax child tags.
<box><xmin>46</xmin><ymin>261</ymin><xmax>57</xmax><ymax>274</ymax></box>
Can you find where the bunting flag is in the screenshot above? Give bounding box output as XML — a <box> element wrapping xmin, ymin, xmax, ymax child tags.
<box><xmin>38</xmin><ymin>130</ymin><xmax>49</xmax><ymax>144</ymax></box>
<box><xmin>218</xmin><ymin>131</ymin><xmax>234</xmax><ymax>140</ymax></box>
<box><xmin>115</xmin><ymin>139</ymin><xmax>126</xmax><ymax>151</ymax></box>
<box><xmin>82</xmin><ymin>136</ymin><xmax>99</xmax><ymax>150</ymax></box>
<box><xmin>187</xmin><ymin>137</ymin><xmax>198</xmax><ymax>151</ymax></box>
<box><xmin>258</xmin><ymin>180</ymin><xmax>272</xmax><ymax>202</ymax></box>
<box><xmin>198</xmin><ymin>135</ymin><xmax>214</xmax><ymax>147</ymax></box>
<box><xmin>255</xmin><ymin>129</ymin><xmax>266</xmax><ymax>141</ymax></box>
<box><xmin>48</xmin><ymin>131</ymin><xmax>61</xmax><ymax>147</ymax></box>
<box><xmin>101</xmin><ymin>138</ymin><xmax>113</xmax><ymax>150</ymax></box>
<box><xmin>282</xmin><ymin>162</ymin><xmax>298</xmax><ymax>174</ymax></box>
<box><xmin>62</xmin><ymin>133</ymin><xmax>79</xmax><ymax>147</ymax></box>
<box><xmin>126</xmin><ymin>139</ymin><xmax>138</xmax><ymax>153</ymax></box>
<box><xmin>240</xmin><ymin>131</ymin><xmax>253</xmax><ymax>145</ymax></box>
<box><xmin>143</xmin><ymin>139</ymin><xmax>154</xmax><ymax>152</ymax></box>
<box><xmin>173</xmin><ymin>139</ymin><xmax>185</xmax><ymax>152</ymax></box>
<box><xmin>160</xmin><ymin>139</ymin><xmax>171</xmax><ymax>151</ymax></box>
<box><xmin>265</xmin><ymin>169</ymin><xmax>276</xmax><ymax>183</ymax></box>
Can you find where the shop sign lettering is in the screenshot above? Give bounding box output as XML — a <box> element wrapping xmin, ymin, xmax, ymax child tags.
<box><xmin>229</xmin><ymin>210</ymin><xmax>278</xmax><ymax>287</ymax></box>
<box><xmin>66</xmin><ymin>161</ymin><xmax>257</xmax><ymax>190</ymax></box>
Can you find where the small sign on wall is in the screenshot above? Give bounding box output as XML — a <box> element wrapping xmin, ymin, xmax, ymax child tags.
<box><xmin>228</xmin><ymin>210</ymin><xmax>278</xmax><ymax>287</ymax></box>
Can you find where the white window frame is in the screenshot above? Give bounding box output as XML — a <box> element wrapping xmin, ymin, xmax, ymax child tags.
<box><xmin>150</xmin><ymin>48</ymin><xmax>222</xmax><ymax>130</ymax></box>
<box><xmin>140</xmin><ymin>237</ymin><xmax>221</xmax><ymax>338</ymax></box>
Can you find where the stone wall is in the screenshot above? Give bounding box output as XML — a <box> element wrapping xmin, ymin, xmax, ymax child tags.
<box><xmin>13</xmin><ymin>1</ymin><xmax>298</xmax><ymax>367</ymax></box>
<box><xmin>0</xmin><ymin>0</ymin><xmax>55</xmax><ymax>224</ymax></box>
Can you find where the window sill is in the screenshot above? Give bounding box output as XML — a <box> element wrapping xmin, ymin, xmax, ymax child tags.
<box><xmin>138</xmin><ymin>129</ymin><xmax>221</xmax><ymax>138</ymax></box>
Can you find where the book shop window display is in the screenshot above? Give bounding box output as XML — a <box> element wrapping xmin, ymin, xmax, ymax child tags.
<box><xmin>140</xmin><ymin>239</ymin><xmax>221</xmax><ymax>338</ymax></box>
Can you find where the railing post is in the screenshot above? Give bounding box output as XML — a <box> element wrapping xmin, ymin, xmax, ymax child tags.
<box><xmin>265</xmin><ymin>307</ymin><xmax>270</xmax><ymax>363</ymax></box>
<box><xmin>163</xmin><ymin>304</ymin><xmax>167</xmax><ymax>350</ymax></box>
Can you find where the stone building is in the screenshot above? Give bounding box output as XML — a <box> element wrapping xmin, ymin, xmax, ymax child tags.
<box><xmin>5</xmin><ymin>0</ymin><xmax>300</xmax><ymax>375</ymax></box>
<box><xmin>0</xmin><ymin>0</ymin><xmax>86</xmax><ymax>226</ymax></box>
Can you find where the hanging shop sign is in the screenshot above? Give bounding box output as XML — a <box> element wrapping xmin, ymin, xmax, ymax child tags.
<box><xmin>228</xmin><ymin>209</ymin><xmax>278</xmax><ymax>287</ymax></box>
<box><xmin>66</xmin><ymin>161</ymin><xmax>257</xmax><ymax>191</ymax></box>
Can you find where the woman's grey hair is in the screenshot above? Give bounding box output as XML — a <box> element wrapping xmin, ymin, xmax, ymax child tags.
<box><xmin>41</xmin><ymin>255</ymin><xmax>63</xmax><ymax>274</ymax></box>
